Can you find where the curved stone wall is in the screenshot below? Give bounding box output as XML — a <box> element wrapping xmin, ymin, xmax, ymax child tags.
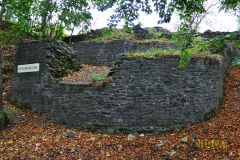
<box><xmin>10</xmin><ymin>40</ymin><xmax>234</xmax><ymax>134</ymax></box>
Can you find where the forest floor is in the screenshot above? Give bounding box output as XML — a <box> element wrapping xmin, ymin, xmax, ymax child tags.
<box><xmin>1</xmin><ymin>46</ymin><xmax>240</xmax><ymax>160</ymax></box>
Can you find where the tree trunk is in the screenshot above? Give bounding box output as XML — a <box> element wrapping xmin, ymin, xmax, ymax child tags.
<box><xmin>40</xmin><ymin>0</ymin><xmax>51</xmax><ymax>38</ymax></box>
<box><xmin>69</xmin><ymin>26</ymin><xmax>75</xmax><ymax>43</ymax></box>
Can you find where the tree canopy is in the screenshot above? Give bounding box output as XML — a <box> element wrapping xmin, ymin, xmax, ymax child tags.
<box><xmin>0</xmin><ymin>0</ymin><xmax>239</xmax><ymax>39</ymax></box>
<box><xmin>220</xmin><ymin>0</ymin><xmax>240</xmax><ymax>14</ymax></box>
<box><xmin>0</xmin><ymin>0</ymin><xmax>92</xmax><ymax>39</ymax></box>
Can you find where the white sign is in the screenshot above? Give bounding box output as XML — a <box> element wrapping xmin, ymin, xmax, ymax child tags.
<box><xmin>17</xmin><ymin>63</ymin><xmax>40</xmax><ymax>73</ymax></box>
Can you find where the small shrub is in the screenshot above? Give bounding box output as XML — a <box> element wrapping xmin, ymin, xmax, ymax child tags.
<box><xmin>172</xmin><ymin>28</ymin><xmax>223</xmax><ymax>69</ymax></box>
<box><xmin>234</xmin><ymin>42</ymin><xmax>240</xmax><ymax>49</ymax></box>
<box><xmin>91</xmin><ymin>73</ymin><xmax>104</xmax><ymax>84</ymax></box>
<box><xmin>4</xmin><ymin>105</ymin><xmax>19</xmax><ymax>117</ymax></box>
<box><xmin>224</xmin><ymin>33</ymin><xmax>240</xmax><ymax>49</ymax></box>
<box><xmin>171</xmin><ymin>27</ymin><xmax>196</xmax><ymax>69</ymax></box>
<box><xmin>129</xmin><ymin>43</ymin><xmax>221</xmax><ymax>67</ymax></box>
<box><xmin>91</xmin><ymin>71</ymin><xmax>111</xmax><ymax>88</ymax></box>
<box><xmin>147</xmin><ymin>28</ymin><xmax>163</xmax><ymax>39</ymax></box>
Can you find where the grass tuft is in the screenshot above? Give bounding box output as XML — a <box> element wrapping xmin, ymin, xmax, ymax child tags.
<box><xmin>129</xmin><ymin>48</ymin><xmax>222</xmax><ymax>61</ymax></box>
<box><xmin>91</xmin><ymin>28</ymin><xmax>135</xmax><ymax>42</ymax></box>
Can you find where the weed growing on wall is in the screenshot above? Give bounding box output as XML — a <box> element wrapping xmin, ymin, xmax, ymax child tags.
<box><xmin>91</xmin><ymin>71</ymin><xmax>111</xmax><ymax>88</ymax></box>
<box><xmin>147</xmin><ymin>28</ymin><xmax>163</xmax><ymax>39</ymax></box>
<box><xmin>129</xmin><ymin>48</ymin><xmax>179</xmax><ymax>58</ymax></box>
<box><xmin>129</xmin><ymin>39</ymin><xmax>221</xmax><ymax>62</ymax></box>
<box><xmin>91</xmin><ymin>73</ymin><xmax>102</xmax><ymax>83</ymax></box>
<box><xmin>224</xmin><ymin>32</ymin><xmax>240</xmax><ymax>49</ymax></box>
<box><xmin>83</xmin><ymin>27</ymin><xmax>171</xmax><ymax>42</ymax></box>
<box><xmin>171</xmin><ymin>27</ymin><xmax>196</xmax><ymax>69</ymax></box>
<box><xmin>171</xmin><ymin>27</ymin><xmax>225</xmax><ymax>69</ymax></box>
<box><xmin>91</xmin><ymin>28</ymin><xmax>135</xmax><ymax>41</ymax></box>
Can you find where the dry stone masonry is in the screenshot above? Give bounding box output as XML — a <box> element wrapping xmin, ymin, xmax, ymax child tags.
<box><xmin>10</xmin><ymin>39</ymin><xmax>237</xmax><ymax>134</ymax></box>
<box><xmin>72</xmin><ymin>40</ymin><xmax>178</xmax><ymax>66</ymax></box>
<box><xmin>0</xmin><ymin>49</ymin><xmax>7</xmax><ymax>130</ymax></box>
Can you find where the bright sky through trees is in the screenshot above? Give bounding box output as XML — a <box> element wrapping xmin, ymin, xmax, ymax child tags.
<box><xmin>83</xmin><ymin>0</ymin><xmax>238</xmax><ymax>34</ymax></box>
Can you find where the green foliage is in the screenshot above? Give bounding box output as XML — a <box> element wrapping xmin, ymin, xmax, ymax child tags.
<box><xmin>0</xmin><ymin>0</ymin><xmax>239</xmax><ymax>40</ymax></box>
<box><xmin>123</xmin><ymin>25</ymin><xmax>134</xmax><ymax>34</ymax></box>
<box><xmin>3</xmin><ymin>58</ymin><xmax>13</xmax><ymax>72</ymax></box>
<box><xmin>0</xmin><ymin>0</ymin><xmax>92</xmax><ymax>39</ymax></box>
<box><xmin>91</xmin><ymin>73</ymin><xmax>103</xmax><ymax>84</ymax></box>
<box><xmin>87</xmin><ymin>27</ymin><xmax>171</xmax><ymax>42</ymax></box>
<box><xmin>129</xmin><ymin>48</ymin><xmax>179</xmax><ymax>58</ymax></box>
<box><xmin>91</xmin><ymin>28</ymin><xmax>135</xmax><ymax>41</ymax></box>
<box><xmin>232</xmin><ymin>55</ymin><xmax>240</xmax><ymax>66</ymax></box>
<box><xmin>0</xmin><ymin>25</ymin><xmax>23</xmax><ymax>49</ymax></box>
<box><xmin>0</xmin><ymin>109</ymin><xmax>4</xmax><ymax>118</ymax></box>
<box><xmin>95</xmin><ymin>0</ymin><xmax>239</xmax><ymax>28</ymax></box>
<box><xmin>3</xmin><ymin>104</ymin><xmax>19</xmax><ymax>123</ymax></box>
<box><xmin>220</xmin><ymin>0</ymin><xmax>240</xmax><ymax>14</ymax></box>
<box><xmin>4</xmin><ymin>105</ymin><xmax>19</xmax><ymax>116</ymax></box>
<box><xmin>224</xmin><ymin>32</ymin><xmax>240</xmax><ymax>49</ymax></box>
<box><xmin>188</xmin><ymin>36</ymin><xmax>224</xmax><ymax>55</ymax></box>
<box><xmin>91</xmin><ymin>71</ymin><xmax>109</xmax><ymax>85</ymax></box>
<box><xmin>209</xmin><ymin>36</ymin><xmax>225</xmax><ymax>52</ymax></box>
<box><xmin>171</xmin><ymin>26</ymin><xmax>196</xmax><ymax>69</ymax></box>
<box><xmin>96</xmin><ymin>0</ymin><xmax>206</xmax><ymax>27</ymax></box>
<box><xmin>171</xmin><ymin>26</ymin><xmax>224</xmax><ymax>69</ymax></box>
<box><xmin>147</xmin><ymin>28</ymin><xmax>163</xmax><ymax>39</ymax></box>
<box><xmin>190</xmin><ymin>37</ymin><xmax>211</xmax><ymax>52</ymax></box>
<box><xmin>129</xmin><ymin>46</ymin><xmax>221</xmax><ymax>63</ymax></box>
<box><xmin>234</xmin><ymin>41</ymin><xmax>240</xmax><ymax>49</ymax></box>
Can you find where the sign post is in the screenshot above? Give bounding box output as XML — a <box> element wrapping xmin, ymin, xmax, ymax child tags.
<box><xmin>17</xmin><ymin>63</ymin><xmax>40</xmax><ymax>73</ymax></box>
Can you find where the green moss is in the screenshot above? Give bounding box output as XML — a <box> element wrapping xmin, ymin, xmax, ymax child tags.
<box><xmin>129</xmin><ymin>48</ymin><xmax>222</xmax><ymax>61</ymax></box>
<box><xmin>0</xmin><ymin>108</ymin><xmax>8</xmax><ymax>130</ymax></box>
<box><xmin>129</xmin><ymin>48</ymin><xmax>179</xmax><ymax>58</ymax></box>
<box><xmin>224</xmin><ymin>33</ymin><xmax>240</xmax><ymax>49</ymax></box>
<box><xmin>203</xmin><ymin>109</ymin><xmax>217</xmax><ymax>121</ymax></box>
<box><xmin>87</xmin><ymin>28</ymin><xmax>170</xmax><ymax>42</ymax></box>
<box><xmin>0</xmin><ymin>109</ymin><xmax>4</xmax><ymax>118</ymax></box>
<box><xmin>5</xmin><ymin>105</ymin><xmax>19</xmax><ymax>115</ymax></box>
<box><xmin>232</xmin><ymin>40</ymin><xmax>240</xmax><ymax>49</ymax></box>
<box><xmin>91</xmin><ymin>28</ymin><xmax>136</xmax><ymax>42</ymax></box>
<box><xmin>91</xmin><ymin>70</ymin><xmax>111</xmax><ymax>85</ymax></box>
<box><xmin>147</xmin><ymin>28</ymin><xmax>163</xmax><ymax>39</ymax></box>
<box><xmin>133</xmin><ymin>38</ymin><xmax>170</xmax><ymax>44</ymax></box>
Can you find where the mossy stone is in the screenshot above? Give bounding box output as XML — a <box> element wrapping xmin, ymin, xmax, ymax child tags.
<box><xmin>0</xmin><ymin>110</ymin><xmax>7</xmax><ymax>130</ymax></box>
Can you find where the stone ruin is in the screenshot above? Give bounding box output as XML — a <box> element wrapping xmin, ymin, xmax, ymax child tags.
<box><xmin>10</xmin><ymin>28</ymin><xmax>240</xmax><ymax>134</ymax></box>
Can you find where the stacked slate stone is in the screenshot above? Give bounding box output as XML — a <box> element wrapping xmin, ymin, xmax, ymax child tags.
<box><xmin>47</xmin><ymin>40</ymin><xmax>81</xmax><ymax>78</ymax></box>
<box><xmin>0</xmin><ymin>48</ymin><xmax>7</xmax><ymax>130</ymax></box>
<box><xmin>133</xmin><ymin>25</ymin><xmax>171</xmax><ymax>39</ymax></box>
<box><xmin>10</xmin><ymin>39</ymin><xmax>237</xmax><ymax>134</ymax></box>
